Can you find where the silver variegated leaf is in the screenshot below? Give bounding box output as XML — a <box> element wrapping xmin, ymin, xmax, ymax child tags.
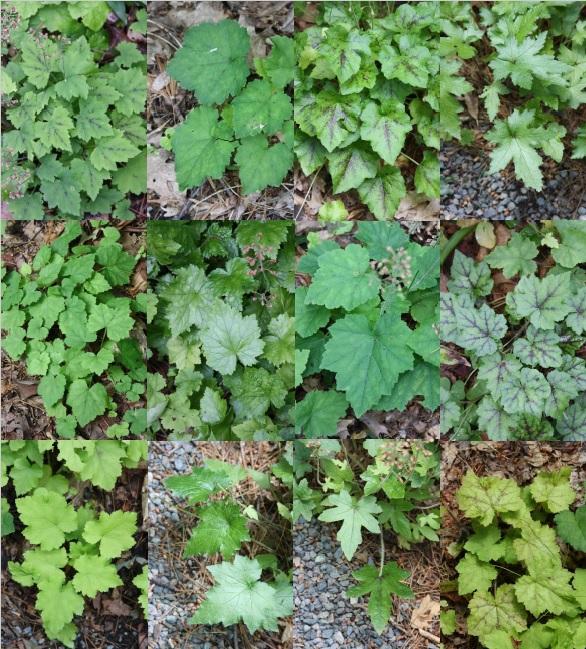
<box><xmin>500</xmin><ymin>367</ymin><xmax>551</xmax><ymax>418</ymax></box>
<box><xmin>447</xmin><ymin>251</ymin><xmax>493</xmax><ymax>298</ymax></box>
<box><xmin>556</xmin><ymin>396</ymin><xmax>586</xmax><ymax>441</ymax></box>
<box><xmin>544</xmin><ymin>370</ymin><xmax>579</xmax><ymax>418</ymax></box>
<box><xmin>457</xmin><ymin>304</ymin><xmax>507</xmax><ymax>357</ymax></box>
<box><xmin>512</xmin><ymin>325</ymin><xmax>562</xmax><ymax>368</ymax></box>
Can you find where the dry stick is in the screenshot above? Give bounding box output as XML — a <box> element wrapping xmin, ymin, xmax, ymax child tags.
<box><xmin>418</xmin><ymin>628</ymin><xmax>440</xmax><ymax>643</ymax></box>
<box><xmin>298</xmin><ymin>165</ymin><xmax>323</xmax><ymax>216</ymax></box>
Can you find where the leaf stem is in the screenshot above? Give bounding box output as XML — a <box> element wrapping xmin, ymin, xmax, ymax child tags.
<box><xmin>440</xmin><ymin>225</ymin><xmax>476</xmax><ymax>265</ymax></box>
<box><xmin>379</xmin><ymin>531</ymin><xmax>385</xmax><ymax>576</ymax></box>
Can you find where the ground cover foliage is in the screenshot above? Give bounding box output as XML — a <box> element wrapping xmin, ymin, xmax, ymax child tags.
<box><xmin>2</xmin><ymin>440</ymin><xmax>147</xmax><ymax>648</ymax></box>
<box><xmin>1</xmin><ymin>220</ymin><xmax>147</xmax><ymax>440</ymax></box>
<box><xmin>441</xmin><ymin>443</ymin><xmax>586</xmax><ymax>649</ymax></box>
<box><xmin>296</xmin><ymin>221</ymin><xmax>439</xmax><ymax>438</ymax></box>
<box><xmin>147</xmin><ymin>221</ymin><xmax>295</xmax><ymax>439</ymax></box>
<box><xmin>294</xmin><ymin>1</ymin><xmax>440</xmax><ymax>220</ymax></box>
<box><xmin>440</xmin><ymin>221</ymin><xmax>586</xmax><ymax>441</ymax></box>
<box><xmin>1</xmin><ymin>1</ymin><xmax>147</xmax><ymax>220</ymax></box>
<box><xmin>294</xmin><ymin>439</ymin><xmax>440</xmax><ymax>636</ymax></box>
<box><xmin>163</xmin><ymin>443</ymin><xmax>292</xmax><ymax>637</ymax></box>
<box><xmin>161</xmin><ymin>17</ymin><xmax>294</xmax><ymax>195</ymax></box>
<box><xmin>441</xmin><ymin>1</ymin><xmax>585</xmax><ymax>191</ymax></box>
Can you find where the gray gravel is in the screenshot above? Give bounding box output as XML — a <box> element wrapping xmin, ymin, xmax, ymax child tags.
<box><xmin>148</xmin><ymin>442</ymin><xmax>239</xmax><ymax>649</ymax></box>
<box><xmin>293</xmin><ymin>520</ymin><xmax>437</xmax><ymax>649</ymax></box>
<box><xmin>440</xmin><ymin>143</ymin><xmax>586</xmax><ymax>220</ymax></box>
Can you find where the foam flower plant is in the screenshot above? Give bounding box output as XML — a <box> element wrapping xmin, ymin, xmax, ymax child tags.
<box><xmin>165</xmin><ymin>452</ymin><xmax>293</xmax><ymax>633</ymax></box>
<box><xmin>440</xmin><ymin>2</ymin><xmax>585</xmax><ymax>190</ymax></box>
<box><xmin>164</xmin><ymin>19</ymin><xmax>294</xmax><ymax>194</ymax></box>
<box><xmin>295</xmin><ymin>1</ymin><xmax>440</xmax><ymax>219</ymax></box>
<box><xmin>293</xmin><ymin>440</ymin><xmax>440</xmax><ymax>635</ymax></box>
<box><xmin>296</xmin><ymin>221</ymin><xmax>439</xmax><ymax>437</ymax></box>
<box><xmin>0</xmin><ymin>221</ymin><xmax>147</xmax><ymax>439</ymax></box>
<box><xmin>440</xmin><ymin>221</ymin><xmax>586</xmax><ymax>440</ymax></box>
<box><xmin>2</xmin><ymin>440</ymin><xmax>147</xmax><ymax>648</ymax></box>
<box><xmin>147</xmin><ymin>221</ymin><xmax>295</xmax><ymax>439</ymax></box>
<box><xmin>1</xmin><ymin>1</ymin><xmax>147</xmax><ymax>219</ymax></box>
<box><xmin>444</xmin><ymin>468</ymin><xmax>586</xmax><ymax>649</ymax></box>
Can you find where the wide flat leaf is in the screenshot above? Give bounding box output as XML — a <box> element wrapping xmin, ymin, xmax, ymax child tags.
<box><xmin>360</xmin><ymin>100</ymin><xmax>412</xmax><ymax>165</ymax></box>
<box><xmin>321</xmin><ymin>313</ymin><xmax>414</xmax><ymax>416</ymax></box>
<box><xmin>87</xmin><ymin>302</ymin><xmax>134</xmax><ymax>341</ymax></box>
<box><xmin>357</xmin><ymin>167</ymin><xmax>406</xmax><ymax>220</ymax></box>
<box><xmin>555</xmin><ymin>505</ymin><xmax>586</xmax><ymax>552</ymax></box>
<box><xmin>513</xmin><ymin>520</ymin><xmax>562</xmax><ymax>573</ymax></box>
<box><xmin>295</xmin><ymin>349</ymin><xmax>309</xmax><ymax>386</ymax></box>
<box><xmin>500</xmin><ymin>367</ymin><xmax>551</xmax><ymax>417</ymax></box>
<box><xmin>303</xmin><ymin>90</ymin><xmax>360</xmax><ymax>152</ymax></box>
<box><xmin>295</xmin><ymin>287</ymin><xmax>330</xmax><ymax>338</ymax></box>
<box><xmin>467</xmin><ymin>585</ymin><xmax>527</xmax><ymax>640</ymax></box>
<box><xmin>190</xmin><ymin>555</ymin><xmax>285</xmax><ymax>633</ymax></box>
<box><xmin>552</xmin><ymin>222</ymin><xmax>586</xmax><ymax>268</ymax></box>
<box><xmin>566</xmin><ymin>287</ymin><xmax>586</xmax><ymax>335</ymax></box>
<box><xmin>83</xmin><ymin>510</ymin><xmax>137</xmax><ymax>559</ymax></box>
<box><xmin>54</xmin><ymin>36</ymin><xmax>95</xmax><ymax>99</ymax></box>
<box><xmin>72</xmin><ymin>554</ymin><xmax>123</xmax><ymax>597</ymax></box>
<box><xmin>448</xmin><ymin>251</ymin><xmax>493</xmax><ymax>298</ymax></box>
<box><xmin>456</xmin><ymin>553</ymin><xmax>498</xmax><ymax>595</ymax></box>
<box><xmin>513</xmin><ymin>325</ymin><xmax>562</xmax><ymax>368</ymax></box>
<box><xmin>37</xmin><ymin>373</ymin><xmax>66</xmax><ymax>409</ymax></box>
<box><xmin>327</xmin><ymin>145</ymin><xmax>378</xmax><ymax>194</ymax></box>
<box><xmin>544</xmin><ymin>370</ymin><xmax>579</xmax><ymax>418</ymax></box>
<box><xmin>490</xmin><ymin>33</ymin><xmax>571</xmax><ymax>90</ymax></box>
<box><xmin>254</xmin><ymin>35</ymin><xmax>294</xmax><ymax>88</ymax></box>
<box><xmin>530</xmin><ymin>468</ymin><xmax>575</xmax><ymax>513</ymax></box>
<box><xmin>167</xmin><ymin>20</ymin><xmax>250</xmax><ymax>104</ymax></box>
<box><xmin>514</xmin><ymin>567</ymin><xmax>577</xmax><ymax>617</ymax></box>
<box><xmin>346</xmin><ymin>562</ymin><xmax>413</xmax><ymax>635</ymax></box>
<box><xmin>184</xmin><ymin>500</ymin><xmax>250</xmax><ymax>559</ymax></box>
<box><xmin>16</xmin><ymin>488</ymin><xmax>77</xmax><ymax>550</ymax></box>
<box><xmin>456</xmin><ymin>471</ymin><xmax>524</xmax><ymax>526</ymax></box>
<box><xmin>235</xmin><ymin>136</ymin><xmax>293</xmax><ymax>194</ymax></box>
<box><xmin>295</xmin><ymin>390</ymin><xmax>348</xmax><ymax>437</ymax></box>
<box><xmin>306</xmin><ymin>244</ymin><xmax>381</xmax><ymax>311</ymax></box>
<box><xmin>557</xmin><ymin>397</ymin><xmax>586</xmax><ymax>440</ymax></box>
<box><xmin>224</xmin><ymin>367</ymin><xmax>287</xmax><ymax>419</ymax></box>
<box><xmin>456</xmin><ymin>303</ymin><xmax>507</xmax><ymax>357</ymax></box>
<box><xmin>476</xmin><ymin>396</ymin><xmax>518</xmax><ymax>441</ymax></box>
<box><xmin>167</xmin><ymin>464</ymin><xmax>235</xmax><ymax>500</ymax></box>
<box><xmin>199</xmin><ymin>387</ymin><xmax>227</xmax><ymax>425</ymax></box>
<box><xmin>463</xmin><ymin>524</ymin><xmax>504</xmax><ymax>562</ymax></box>
<box><xmin>36</xmin><ymin>582</ymin><xmax>84</xmax><ymax>638</ymax></box>
<box><xmin>9</xmin><ymin>548</ymin><xmax>67</xmax><ymax>589</ymax></box>
<box><xmin>318</xmin><ymin>490</ymin><xmax>381</xmax><ymax>559</ymax></box>
<box><xmin>172</xmin><ymin>106</ymin><xmax>236</xmax><ymax>190</ymax></box>
<box><xmin>90</xmin><ymin>131</ymin><xmax>140</xmax><ymax>171</ymax></box>
<box><xmin>36</xmin><ymin>105</ymin><xmax>74</xmax><ymax>151</ymax></box>
<box><xmin>376</xmin><ymin>360</ymin><xmax>439</xmax><ymax>412</ymax></box>
<box><xmin>355</xmin><ymin>221</ymin><xmax>409</xmax><ymax>261</ymax></box>
<box><xmin>66</xmin><ymin>379</ymin><xmax>108</xmax><ymax>427</ymax></box>
<box><xmin>486</xmin><ymin>232</ymin><xmax>539</xmax><ymax>278</ymax></box>
<box><xmin>486</xmin><ymin>109</ymin><xmax>551</xmax><ymax>191</ymax></box>
<box><xmin>161</xmin><ymin>264</ymin><xmax>217</xmax><ymax>335</ymax></box>
<box><xmin>511</xmin><ymin>272</ymin><xmax>572</xmax><ymax>330</ymax></box>
<box><xmin>263</xmin><ymin>314</ymin><xmax>294</xmax><ymax>366</ymax></box>
<box><xmin>414</xmin><ymin>151</ymin><xmax>440</xmax><ymax>198</ymax></box>
<box><xmin>232</xmin><ymin>79</ymin><xmax>291</xmax><ymax>138</ymax></box>
<box><xmin>200</xmin><ymin>305</ymin><xmax>264</xmax><ymax>375</ymax></box>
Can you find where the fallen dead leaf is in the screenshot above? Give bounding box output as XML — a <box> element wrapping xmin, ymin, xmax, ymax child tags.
<box><xmin>148</xmin><ymin>151</ymin><xmax>182</xmax><ymax>210</ymax></box>
<box><xmin>410</xmin><ymin>594</ymin><xmax>440</xmax><ymax>631</ymax></box>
